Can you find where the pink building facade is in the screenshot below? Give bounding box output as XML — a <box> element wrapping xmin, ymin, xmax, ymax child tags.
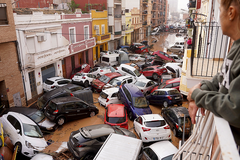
<box><xmin>61</xmin><ymin>11</ymin><xmax>96</xmax><ymax>78</ymax></box>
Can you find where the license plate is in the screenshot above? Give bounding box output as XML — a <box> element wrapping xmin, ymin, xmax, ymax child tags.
<box><xmin>175</xmin><ymin>97</ymin><xmax>180</xmax><ymax>99</ymax></box>
<box><xmin>153</xmin><ymin>137</ymin><xmax>163</xmax><ymax>140</ymax></box>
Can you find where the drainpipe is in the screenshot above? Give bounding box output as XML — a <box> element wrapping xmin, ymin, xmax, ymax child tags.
<box><xmin>14</xmin><ymin>33</ymin><xmax>28</xmax><ymax>106</ymax></box>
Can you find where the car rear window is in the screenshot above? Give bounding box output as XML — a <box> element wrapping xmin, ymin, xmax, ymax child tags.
<box><xmin>106</xmin><ymin>109</ymin><xmax>126</xmax><ymax>124</ymax></box>
<box><xmin>100</xmin><ymin>92</ymin><xmax>108</xmax><ymax>99</ymax></box>
<box><xmin>178</xmin><ymin>117</ymin><xmax>191</xmax><ymax>128</ymax></box>
<box><xmin>168</xmin><ymin>90</ymin><xmax>180</xmax><ymax>95</ymax></box>
<box><xmin>135</xmin><ymin>81</ymin><xmax>146</xmax><ymax>87</ymax></box>
<box><xmin>99</xmin><ymin>75</ymin><xmax>111</xmax><ymax>83</ymax></box>
<box><xmin>44</xmin><ymin>80</ymin><xmax>54</xmax><ymax>85</ymax></box>
<box><xmin>48</xmin><ymin>101</ymin><xmax>57</xmax><ymax>110</ymax></box>
<box><xmin>144</xmin><ymin>120</ymin><xmax>166</xmax><ymax>127</ymax></box>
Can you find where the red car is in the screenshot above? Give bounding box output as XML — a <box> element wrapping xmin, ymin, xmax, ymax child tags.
<box><xmin>140</xmin><ymin>66</ymin><xmax>168</xmax><ymax>80</ymax></box>
<box><xmin>104</xmin><ymin>104</ymin><xmax>128</xmax><ymax>129</ymax></box>
<box><xmin>91</xmin><ymin>72</ymin><xmax>122</xmax><ymax>92</ymax></box>
<box><xmin>135</xmin><ymin>45</ymin><xmax>149</xmax><ymax>54</ymax></box>
<box><xmin>152</xmin><ymin>51</ymin><xmax>175</xmax><ymax>62</ymax></box>
<box><xmin>70</xmin><ymin>64</ymin><xmax>91</xmax><ymax>79</ymax></box>
<box><xmin>151</xmin><ymin>77</ymin><xmax>181</xmax><ymax>93</ymax></box>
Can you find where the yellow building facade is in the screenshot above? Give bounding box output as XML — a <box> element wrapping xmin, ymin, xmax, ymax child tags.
<box><xmin>124</xmin><ymin>12</ymin><xmax>134</xmax><ymax>45</ymax></box>
<box><xmin>91</xmin><ymin>10</ymin><xmax>111</xmax><ymax>63</ymax></box>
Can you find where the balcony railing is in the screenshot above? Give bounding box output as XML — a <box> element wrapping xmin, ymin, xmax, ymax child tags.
<box><xmin>114</xmin><ymin>31</ymin><xmax>122</xmax><ymax>35</ymax></box>
<box><xmin>142</xmin><ymin>21</ymin><xmax>147</xmax><ymax>25</ymax></box>
<box><xmin>114</xmin><ymin>0</ymin><xmax>121</xmax><ymax>3</ymax></box>
<box><xmin>173</xmin><ymin>111</ymin><xmax>240</xmax><ymax>160</ymax></box>
<box><xmin>114</xmin><ymin>14</ymin><xmax>122</xmax><ymax>18</ymax></box>
<box><xmin>95</xmin><ymin>33</ymin><xmax>111</xmax><ymax>44</ymax></box>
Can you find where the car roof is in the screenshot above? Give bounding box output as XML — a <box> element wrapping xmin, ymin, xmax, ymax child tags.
<box><xmin>148</xmin><ymin>141</ymin><xmax>178</xmax><ymax>158</ymax></box>
<box><xmin>3</xmin><ymin>107</ymin><xmax>39</xmax><ymax>116</ymax></box>
<box><xmin>51</xmin><ymin>96</ymin><xmax>83</xmax><ymax>104</ymax></box>
<box><xmin>124</xmin><ymin>84</ymin><xmax>144</xmax><ymax>97</ymax></box>
<box><xmin>166</xmin><ymin>77</ymin><xmax>180</xmax><ymax>84</ymax></box>
<box><xmin>102</xmin><ymin>87</ymin><xmax>119</xmax><ymax>95</ymax></box>
<box><xmin>81</xmin><ymin>124</ymin><xmax>115</xmax><ymax>139</ymax></box>
<box><xmin>141</xmin><ymin>114</ymin><xmax>164</xmax><ymax>121</ymax></box>
<box><xmin>46</xmin><ymin>77</ymin><xmax>64</xmax><ymax>82</ymax></box>
<box><xmin>155</xmin><ymin>88</ymin><xmax>178</xmax><ymax>92</ymax></box>
<box><xmin>168</xmin><ymin>107</ymin><xmax>190</xmax><ymax>118</ymax></box>
<box><xmin>104</xmin><ymin>72</ymin><xmax>121</xmax><ymax>78</ymax></box>
<box><xmin>7</xmin><ymin>112</ymin><xmax>37</xmax><ymax>125</ymax></box>
<box><xmin>136</xmin><ymin>78</ymin><xmax>151</xmax><ymax>83</ymax></box>
<box><xmin>107</xmin><ymin>104</ymin><xmax>125</xmax><ymax>117</ymax></box>
<box><xmin>120</xmin><ymin>64</ymin><xmax>136</xmax><ymax>71</ymax></box>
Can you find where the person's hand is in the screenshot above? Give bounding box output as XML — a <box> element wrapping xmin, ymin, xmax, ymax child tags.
<box><xmin>188</xmin><ymin>101</ymin><xmax>205</xmax><ymax>124</ymax></box>
<box><xmin>187</xmin><ymin>83</ymin><xmax>201</xmax><ymax>101</ymax></box>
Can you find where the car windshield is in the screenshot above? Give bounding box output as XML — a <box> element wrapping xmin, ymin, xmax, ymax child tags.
<box><xmin>23</xmin><ymin>123</ymin><xmax>43</xmax><ymax>138</ymax></box>
<box><xmin>133</xmin><ymin>69</ymin><xmax>141</xmax><ymax>77</ymax></box>
<box><xmin>158</xmin><ymin>82</ymin><xmax>166</xmax><ymax>89</ymax></box>
<box><xmin>168</xmin><ymin>90</ymin><xmax>180</xmax><ymax>95</ymax></box>
<box><xmin>100</xmin><ymin>92</ymin><xmax>108</xmax><ymax>99</ymax></box>
<box><xmin>30</xmin><ymin>110</ymin><xmax>45</xmax><ymax>123</ymax></box>
<box><xmin>133</xmin><ymin>97</ymin><xmax>148</xmax><ymax>108</ymax></box>
<box><xmin>99</xmin><ymin>75</ymin><xmax>111</xmax><ymax>83</ymax></box>
<box><xmin>135</xmin><ymin>81</ymin><xmax>146</xmax><ymax>87</ymax></box>
<box><xmin>44</xmin><ymin>80</ymin><xmax>54</xmax><ymax>85</ymax></box>
<box><xmin>162</xmin><ymin>154</ymin><xmax>174</xmax><ymax>160</ymax></box>
<box><xmin>109</xmin><ymin>78</ymin><xmax>120</xmax><ymax>86</ymax></box>
<box><xmin>144</xmin><ymin>120</ymin><xmax>166</xmax><ymax>127</ymax></box>
<box><xmin>37</xmin><ymin>96</ymin><xmax>47</xmax><ymax>109</ymax></box>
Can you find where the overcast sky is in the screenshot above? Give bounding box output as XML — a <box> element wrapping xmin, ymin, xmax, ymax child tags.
<box><xmin>178</xmin><ymin>0</ymin><xmax>189</xmax><ymax>12</ymax></box>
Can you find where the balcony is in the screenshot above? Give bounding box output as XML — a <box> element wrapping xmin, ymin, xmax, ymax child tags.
<box><xmin>173</xmin><ymin>111</ymin><xmax>240</xmax><ymax>160</ymax></box>
<box><xmin>114</xmin><ymin>0</ymin><xmax>121</xmax><ymax>4</ymax></box>
<box><xmin>114</xmin><ymin>31</ymin><xmax>122</xmax><ymax>39</ymax></box>
<box><xmin>26</xmin><ymin>45</ymin><xmax>68</xmax><ymax>69</ymax></box>
<box><xmin>114</xmin><ymin>14</ymin><xmax>122</xmax><ymax>19</ymax></box>
<box><xmin>125</xmin><ymin>26</ymin><xmax>134</xmax><ymax>33</ymax></box>
<box><xmin>188</xmin><ymin>0</ymin><xmax>196</xmax><ymax>8</ymax></box>
<box><xmin>142</xmin><ymin>21</ymin><xmax>147</xmax><ymax>25</ymax></box>
<box><xmin>95</xmin><ymin>33</ymin><xmax>111</xmax><ymax>44</ymax></box>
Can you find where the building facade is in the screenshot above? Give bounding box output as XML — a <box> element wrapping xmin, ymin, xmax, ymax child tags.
<box><xmin>141</xmin><ymin>0</ymin><xmax>152</xmax><ymax>37</ymax></box>
<box><xmin>0</xmin><ymin>0</ymin><xmax>26</xmax><ymax>107</ymax></box>
<box><xmin>75</xmin><ymin>0</ymin><xmax>107</xmax><ymax>12</ymax></box>
<box><xmin>91</xmin><ymin>10</ymin><xmax>111</xmax><ymax>63</ymax></box>
<box><xmin>61</xmin><ymin>10</ymin><xmax>95</xmax><ymax>78</ymax></box>
<box><xmin>124</xmin><ymin>12</ymin><xmax>134</xmax><ymax>45</ymax></box>
<box><xmin>14</xmin><ymin>11</ymin><xmax>69</xmax><ymax>103</ymax></box>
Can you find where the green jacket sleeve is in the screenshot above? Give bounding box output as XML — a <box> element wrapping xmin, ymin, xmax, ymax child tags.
<box><xmin>191</xmin><ymin>74</ymin><xmax>240</xmax><ymax>128</ymax></box>
<box><xmin>200</xmin><ymin>73</ymin><xmax>219</xmax><ymax>91</ymax></box>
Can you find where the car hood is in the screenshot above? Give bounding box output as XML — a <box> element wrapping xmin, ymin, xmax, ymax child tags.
<box><xmin>25</xmin><ymin>136</ymin><xmax>48</xmax><ymax>151</ymax></box>
<box><xmin>38</xmin><ymin>117</ymin><xmax>56</xmax><ymax>130</ymax></box>
<box><xmin>133</xmin><ymin>107</ymin><xmax>152</xmax><ymax>116</ymax></box>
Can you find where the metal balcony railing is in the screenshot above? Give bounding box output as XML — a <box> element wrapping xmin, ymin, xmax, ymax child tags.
<box><xmin>114</xmin><ymin>14</ymin><xmax>122</xmax><ymax>18</ymax></box>
<box><xmin>114</xmin><ymin>31</ymin><xmax>122</xmax><ymax>35</ymax></box>
<box><xmin>190</xmin><ymin>23</ymin><xmax>227</xmax><ymax>77</ymax></box>
<box><xmin>173</xmin><ymin>111</ymin><xmax>240</xmax><ymax>160</ymax></box>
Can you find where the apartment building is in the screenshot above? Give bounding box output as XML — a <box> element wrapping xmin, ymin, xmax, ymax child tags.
<box><xmin>141</xmin><ymin>0</ymin><xmax>152</xmax><ymax>37</ymax></box>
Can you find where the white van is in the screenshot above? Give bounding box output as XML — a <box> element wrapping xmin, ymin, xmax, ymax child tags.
<box><xmin>101</xmin><ymin>54</ymin><xmax>119</xmax><ymax>66</ymax></box>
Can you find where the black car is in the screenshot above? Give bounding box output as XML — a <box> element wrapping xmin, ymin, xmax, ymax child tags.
<box><xmin>129</xmin><ymin>43</ymin><xmax>145</xmax><ymax>52</ymax></box>
<box><xmin>67</xmin><ymin>124</ymin><xmax>136</xmax><ymax>160</ymax></box>
<box><xmin>161</xmin><ymin>107</ymin><xmax>192</xmax><ymax>137</ymax></box>
<box><xmin>0</xmin><ymin>106</ymin><xmax>57</xmax><ymax>132</ymax></box>
<box><xmin>36</xmin><ymin>84</ymin><xmax>90</xmax><ymax>110</ymax></box>
<box><xmin>44</xmin><ymin>96</ymin><xmax>99</xmax><ymax>126</ymax></box>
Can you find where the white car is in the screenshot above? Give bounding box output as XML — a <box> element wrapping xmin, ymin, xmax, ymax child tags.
<box><xmin>169</xmin><ymin>53</ymin><xmax>183</xmax><ymax>63</ymax></box>
<box><xmin>129</xmin><ymin>54</ymin><xmax>146</xmax><ymax>62</ymax></box>
<box><xmin>103</xmin><ymin>75</ymin><xmax>136</xmax><ymax>90</ymax></box>
<box><xmin>42</xmin><ymin>77</ymin><xmax>71</xmax><ymax>92</ymax></box>
<box><xmin>89</xmin><ymin>66</ymin><xmax>115</xmax><ymax>77</ymax></box>
<box><xmin>141</xmin><ymin>141</ymin><xmax>178</xmax><ymax>159</ymax></box>
<box><xmin>31</xmin><ymin>153</ymin><xmax>54</xmax><ymax>160</ymax></box>
<box><xmin>167</xmin><ymin>45</ymin><xmax>184</xmax><ymax>53</ymax></box>
<box><xmin>98</xmin><ymin>87</ymin><xmax>122</xmax><ymax>107</ymax></box>
<box><xmin>116</xmin><ymin>64</ymin><xmax>146</xmax><ymax>80</ymax></box>
<box><xmin>133</xmin><ymin>114</ymin><xmax>171</xmax><ymax>143</ymax></box>
<box><xmin>100</xmin><ymin>50</ymin><xmax>113</xmax><ymax>57</ymax></box>
<box><xmin>134</xmin><ymin>79</ymin><xmax>157</xmax><ymax>95</ymax></box>
<box><xmin>72</xmin><ymin>73</ymin><xmax>97</xmax><ymax>87</ymax></box>
<box><xmin>0</xmin><ymin>112</ymin><xmax>48</xmax><ymax>157</ymax></box>
<box><xmin>164</xmin><ymin>62</ymin><xmax>182</xmax><ymax>77</ymax></box>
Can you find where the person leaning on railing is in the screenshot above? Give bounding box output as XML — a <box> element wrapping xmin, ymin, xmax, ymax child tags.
<box><xmin>187</xmin><ymin>0</ymin><xmax>240</xmax><ymax>145</ymax></box>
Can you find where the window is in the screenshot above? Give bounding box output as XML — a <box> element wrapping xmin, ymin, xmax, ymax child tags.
<box><xmin>108</xmin><ymin>26</ymin><xmax>112</xmax><ymax>34</ymax></box>
<box><xmin>51</xmin><ymin>33</ymin><xmax>58</xmax><ymax>48</ymax></box>
<box><xmin>0</xmin><ymin>3</ymin><xmax>8</xmax><ymax>25</ymax></box>
<box><xmin>26</xmin><ymin>37</ymin><xmax>35</xmax><ymax>53</ymax></box>
<box><xmin>108</xmin><ymin>7</ymin><xmax>112</xmax><ymax>16</ymax></box>
<box><xmin>101</xmin><ymin>25</ymin><xmax>105</xmax><ymax>35</ymax></box>
<box><xmin>95</xmin><ymin>25</ymin><xmax>100</xmax><ymax>35</ymax></box>
<box><xmin>64</xmin><ymin>102</ymin><xmax>76</xmax><ymax>110</ymax></box>
<box><xmin>69</xmin><ymin>28</ymin><xmax>76</xmax><ymax>44</ymax></box>
<box><xmin>102</xmin><ymin>57</ymin><xmax>109</xmax><ymax>62</ymax></box>
<box><xmin>75</xmin><ymin>102</ymin><xmax>88</xmax><ymax>108</ymax></box>
<box><xmin>84</xmin><ymin>26</ymin><xmax>89</xmax><ymax>40</ymax></box>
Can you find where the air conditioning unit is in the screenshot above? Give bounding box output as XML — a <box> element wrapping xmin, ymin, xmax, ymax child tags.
<box><xmin>37</xmin><ymin>35</ymin><xmax>46</xmax><ymax>42</ymax></box>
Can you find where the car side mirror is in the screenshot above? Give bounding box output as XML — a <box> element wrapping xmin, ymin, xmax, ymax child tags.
<box><xmin>16</xmin><ymin>129</ymin><xmax>20</xmax><ymax>134</ymax></box>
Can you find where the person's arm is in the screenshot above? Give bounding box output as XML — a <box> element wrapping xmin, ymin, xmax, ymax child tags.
<box><xmin>191</xmin><ymin>74</ymin><xmax>240</xmax><ymax>128</ymax></box>
<box><xmin>200</xmin><ymin>73</ymin><xmax>220</xmax><ymax>91</ymax></box>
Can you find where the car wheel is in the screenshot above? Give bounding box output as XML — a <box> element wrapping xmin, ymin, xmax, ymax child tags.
<box><xmin>173</xmin><ymin>128</ymin><xmax>177</xmax><ymax>137</ymax></box>
<box><xmin>117</xmin><ymin>92</ymin><xmax>121</xmax><ymax>100</ymax></box>
<box><xmin>89</xmin><ymin>111</ymin><xmax>96</xmax><ymax>117</ymax></box>
<box><xmin>128</xmin><ymin>111</ymin><xmax>134</xmax><ymax>121</ymax></box>
<box><xmin>152</xmin><ymin>73</ymin><xmax>158</xmax><ymax>80</ymax></box>
<box><xmin>14</xmin><ymin>142</ymin><xmax>22</xmax><ymax>154</ymax></box>
<box><xmin>163</xmin><ymin>101</ymin><xmax>168</xmax><ymax>108</ymax></box>
<box><xmin>57</xmin><ymin>117</ymin><xmax>65</xmax><ymax>126</ymax></box>
<box><xmin>84</xmin><ymin>81</ymin><xmax>89</xmax><ymax>87</ymax></box>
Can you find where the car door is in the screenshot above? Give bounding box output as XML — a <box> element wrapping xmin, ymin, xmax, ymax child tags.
<box><xmin>75</xmin><ymin>101</ymin><xmax>90</xmax><ymax>118</ymax></box>
<box><xmin>134</xmin><ymin>117</ymin><xmax>143</xmax><ymax>136</ymax></box>
<box><xmin>148</xmin><ymin>91</ymin><xmax>159</xmax><ymax>104</ymax></box>
<box><xmin>155</xmin><ymin>91</ymin><xmax>165</xmax><ymax>105</ymax></box>
<box><xmin>142</xmin><ymin>68</ymin><xmax>151</xmax><ymax>77</ymax></box>
<box><xmin>62</xmin><ymin>102</ymin><xmax>78</xmax><ymax>120</ymax></box>
<box><xmin>145</xmin><ymin>81</ymin><xmax>155</xmax><ymax>93</ymax></box>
